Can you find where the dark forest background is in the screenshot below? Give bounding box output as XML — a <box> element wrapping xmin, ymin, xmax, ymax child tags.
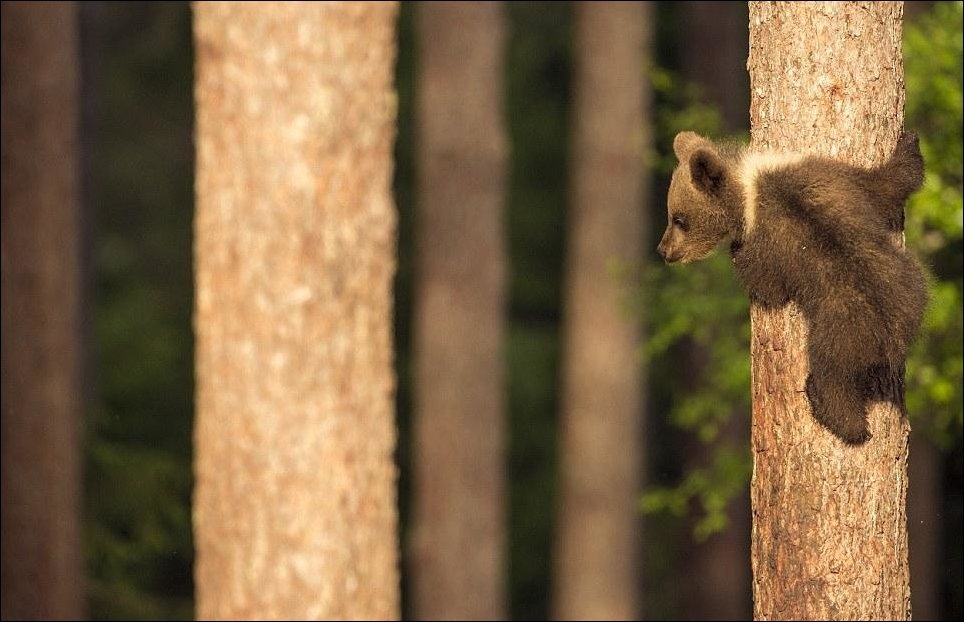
<box><xmin>73</xmin><ymin>2</ymin><xmax>961</xmax><ymax>619</ymax></box>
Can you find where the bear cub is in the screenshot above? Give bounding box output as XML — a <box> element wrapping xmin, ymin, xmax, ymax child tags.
<box><xmin>657</xmin><ymin>131</ymin><xmax>928</xmax><ymax>444</ymax></box>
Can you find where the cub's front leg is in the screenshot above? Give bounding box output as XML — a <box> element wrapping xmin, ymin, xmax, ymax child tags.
<box><xmin>731</xmin><ymin>241</ymin><xmax>791</xmax><ymax>308</ymax></box>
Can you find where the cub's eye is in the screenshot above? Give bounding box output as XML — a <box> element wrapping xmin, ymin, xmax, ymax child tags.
<box><xmin>672</xmin><ymin>215</ymin><xmax>688</xmax><ymax>231</ymax></box>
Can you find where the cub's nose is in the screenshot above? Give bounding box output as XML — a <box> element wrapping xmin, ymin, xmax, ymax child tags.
<box><xmin>656</xmin><ymin>241</ymin><xmax>668</xmax><ymax>260</ymax></box>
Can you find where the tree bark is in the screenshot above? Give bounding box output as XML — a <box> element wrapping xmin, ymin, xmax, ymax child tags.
<box><xmin>553</xmin><ymin>2</ymin><xmax>651</xmax><ymax>619</ymax></box>
<box><xmin>1</xmin><ymin>3</ymin><xmax>85</xmax><ymax>619</ymax></box>
<box><xmin>410</xmin><ymin>2</ymin><xmax>508</xmax><ymax>620</ymax></box>
<box><xmin>747</xmin><ymin>3</ymin><xmax>911</xmax><ymax>620</ymax></box>
<box><xmin>192</xmin><ymin>3</ymin><xmax>399</xmax><ymax>619</ymax></box>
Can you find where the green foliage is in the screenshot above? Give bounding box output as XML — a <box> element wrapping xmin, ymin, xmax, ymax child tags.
<box><xmin>640</xmin><ymin>69</ymin><xmax>752</xmax><ymax>539</ymax></box>
<box><xmin>641</xmin><ymin>252</ymin><xmax>752</xmax><ymax>537</ymax></box>
<box><xmin>644</xmin><ymin>254</ymin><xmax>750</xmax><ymax>443</ymax></box>
<box><xmin>640</xmin><ymin>444</ymin><xmax>751</xmax><ymax>541</ymax></box>
<box><xmin>903</xmin><ymin>0</ymin><xmax>964</xmax><ymax>447</ymax></box>
<box><xmin>905</xmin><ymin>2</ymin><xmax>964</xmax><ymax>191</ymax></box>
<box><xmin>86</xmin><ymin>444</ymin><xmax>193</xmax><ymax>620</ymax></box>
<box><xmin>649</xmin><ymin>66</ymin><xmax>738</xmax><ymax>176</ymax></box>
<box><xmin>507</xmin><ymin>325</ymin><xmax>560</xmax><ymax>621</ymax></box>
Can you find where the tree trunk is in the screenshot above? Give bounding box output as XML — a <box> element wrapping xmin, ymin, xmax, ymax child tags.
<box><xmin>908</xmin><ymin>432</ymin><xmax>942</xmax><ymax>621</ymax></box>
<box><xmin>192</xmin><ymin>3</ymin><xmax>400</xmax><ymax>619</ymax></box>
<box><xmin>747</xmin><ymin>3</ymin><xmax>911</xmax><ymax>620</ymax></box>
<box><xmin>1</xmin><ymin>3</ymin><xmax>85</xmax><ymax>619</ymax></box>
<box><xmin>410</xmin><ymin>2</ymin><xmax>508</xmax><ymax>619</ymax></box>
<box><xmin>679</xmin><ymin>1</ymin><xmax>749</xmax><ymax>132</ymax></box>
<box><xmin>681</xmin><ymin>427</ymin><xmax>753</xmax><ymax>621</ymax></box>
<box><xmin>673</xmin><ymin>343</ymin><xmax>752</xmax><ymax>621</ymax></box>
<box><xmin>553</xmin><ymin>2</ymin><xmax>651</xmax><ymax>619</ymax></box>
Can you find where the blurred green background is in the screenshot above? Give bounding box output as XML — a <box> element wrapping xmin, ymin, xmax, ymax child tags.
<box><xmin>80</xmin><ymin>2</ymin><xmax>962</xmax><ymax>619</ymax></box>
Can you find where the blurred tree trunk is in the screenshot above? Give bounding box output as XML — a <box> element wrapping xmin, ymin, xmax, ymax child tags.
<box><xmin>677</xmin><ymin>4</ymin><xmax>752</xmax><ymax>619</ymax></box>
<box><xmin>680</xmin><ymin>428</ymin><xmax>752</xmax><ymax>621</ymax></box>
<box><xmin>679</xmin><ymin>1</ymin><xmax>749</xmax><ymax>132</ymax></box>
<box><xmin>410</xmin><ymin>2</ymin><xmax>508</xmax><ymax>619</ymax></box>
<box><xmin>192</xmin><ymin>3</ymin><xmax>400</xmax><ymax>619</ymax></box>
<box><xmin>684</xmin><ymin>494</ymin><xmax>751</xmax><ymax>621</ymax></box>
<box><xmin>908</xmin><ymin>432</ymin><xmax>941</xmax><ymax>621</ymax></box>
<box><xmin>1</xmin><ymin>2</ymin><xmax>85</xmax><ymax>620</ymax></box>
<box><xmin>748</xmin><ymin>3</ymin><xmax>911</xmax><ymax>620</ymax></box>
<box><xmin>553</xmin><ymin>2</ymin><xmax>651</xmax><ymax>619</ymax></box>
<box><xmin>903</xmin><ymin>1</ymin><xmax>934</xmax><ymax>20</ymax></box>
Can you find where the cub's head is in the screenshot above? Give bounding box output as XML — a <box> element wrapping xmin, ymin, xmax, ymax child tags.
<box><xmin>657</xmin><ymin>131</ymin><xmax>735</xmax><ymax>264</ymax></box>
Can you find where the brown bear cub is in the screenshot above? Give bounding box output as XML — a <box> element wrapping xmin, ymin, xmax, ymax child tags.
<box><xmin>657</xmin><ymin>131</ymin><xmax>928</xmax><ymax>444</ymax></box>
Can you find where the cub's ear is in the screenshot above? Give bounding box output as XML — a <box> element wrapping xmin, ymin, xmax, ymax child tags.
<box><xmin>689</xmin><ymin>148</ymin><xmax>727</xmax><ymax>196</ymax></box>
<box><xmin>673</xmin><ymin>131</ymin><xmax>709</xmax><ymax>161</ymax></box>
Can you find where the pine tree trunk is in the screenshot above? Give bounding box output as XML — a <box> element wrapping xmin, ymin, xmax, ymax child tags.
<box><xmin>192</xmin><ymin>3</ymin><xmax>400</xmax><ymax>619</ymax></box>
<box><xmin>679</xmin><ymin>1</ymin><xmax>749</xmax><ymax>132</ymax></box>
<box><xmin>908</xmin><ymin>432</ymin><xmax>941</xmax><ymax>621</ymax></box>
<box><xmin>681</xmin><ymin>426</ymin><xmax>752</xmax><ymax>621</ymax></box>
<box><xmin>1</xmin><ymin>3</ymin><xmax>85</xmax><ymax>619</ymax></box>
<box><xmin>410</xmin><ymin>2</ymin><xmax>508</xmax><ymax>619</ymax></box>
<box><xmin>674</xmin><ymin>346</ymin><xmax>752</xmax><ymax>621</ymax></box>
<box><xmin>554</xmin><ymin>2</ymin><xmax>651</xmax><ymax>619</ymax></box>
<box><xmin>747</xmin><ymin>3</ymin><xmax>912</xmax><ymax>620</ymax></box>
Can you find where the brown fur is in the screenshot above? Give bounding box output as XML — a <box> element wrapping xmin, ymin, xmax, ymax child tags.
<box><xmin>657</xmin><ymin>131</ymin><xmax>928</xmax><ymax>444</ymax></box>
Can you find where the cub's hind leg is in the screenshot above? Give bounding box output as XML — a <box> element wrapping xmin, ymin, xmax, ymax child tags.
<box><xmin>805</xmin><ymin>366</ymin><xmax>870</xmax><ymax>444</ymax></box>
<box><xmin>868</xmin><ymin>131</ymin><xmax>925</xmax><ymax>231</ymax></box>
